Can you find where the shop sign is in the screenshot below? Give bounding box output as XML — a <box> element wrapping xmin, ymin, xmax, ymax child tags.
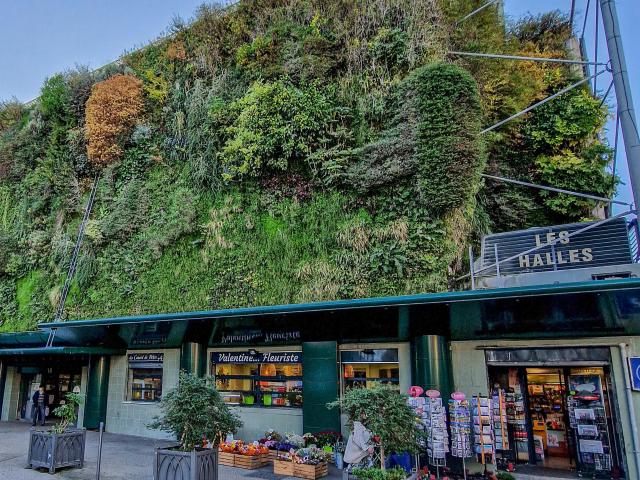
<box><xmin>218</xmin><ymin>328</ymin><xmax>301</xmax><ymax>345</ymax></box>
<box><xmin>212</xmin><ymin>351</ymin><xmax>302</xmax><ymax>364</ymax></box>
<box><xmin>480</xmin><ymin>218</ymin><xmax>632</xmax><ymax>276</ymax></box>
<box><xmin>629</xmin><ymin>357</ymin><xmax>640</xmax><ymax>391</ymax></box>
<box><xmin>128</xmin><ymin>352</ymin><xmax>164</xmax><ymax>364</ymax></box>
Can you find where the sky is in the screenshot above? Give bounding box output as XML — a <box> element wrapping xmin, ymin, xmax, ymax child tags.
<box><xmin>0</xmin><ymin>0</ymin><xmax>638</xmax><ymax>211</ymax></box>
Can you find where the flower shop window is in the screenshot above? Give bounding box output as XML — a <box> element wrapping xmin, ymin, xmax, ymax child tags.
<box><xmin>126</xmin><ymin>353</ymin><xmax>164</xmax><ymax>402</ymax></box>
<box><xmin>211</xmin><ymin>351</ymin><xmax>303</xmax><ymax>407</ymax></box>
<box><xmin>340</xmin><ymin>348</ymin><xmax>400</xmax><ymax>390</ymax></box>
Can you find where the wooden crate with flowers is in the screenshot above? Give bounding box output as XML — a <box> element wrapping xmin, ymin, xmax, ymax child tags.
<box><xmin>219</xmin><ymin>440</ymin><xmax>270</xmax><ymax>469</ymax></box>
<box><xmin>272</xmin><ymin>446</ymin><xmax>331</xmax><ymax>479</ymax></box>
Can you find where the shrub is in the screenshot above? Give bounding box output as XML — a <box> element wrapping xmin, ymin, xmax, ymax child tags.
<box><xmin>218</xmin><ymin>80</ymin><xmax>332</xmax><ymax>180</ymax></box>
<box><xmin>40</xmin><ymin>74</ymin><xmax>70</xmax><ymax>124</ymax></box>
<box><xmin>85</xmin><ymin>74</ymin><xmax>145</xmax><ymax>167</ymax></box>
<box><xmin>150</xmin><ymin>372</ymin><xmax>242</xmax><ymax>450</ymax></box>
<box><xmin>51</xmin><ymin>392</ymin><xmax>84</xmax><ymax>434</ymax></box>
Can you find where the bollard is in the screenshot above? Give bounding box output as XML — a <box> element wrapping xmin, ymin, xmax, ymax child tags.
<box><xmin>96</xmin><ymin>421</ymin><xmax>104</xmax><ymax>480</ymax></box>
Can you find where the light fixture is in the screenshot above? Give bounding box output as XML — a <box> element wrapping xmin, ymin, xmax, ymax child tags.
<box><xmin>248</xmin><ymin>349</ymin><xmax>258</xmax><ymax>355</ymax></box>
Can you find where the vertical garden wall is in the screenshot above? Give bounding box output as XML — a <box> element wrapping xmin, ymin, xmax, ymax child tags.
<box><xmin>0</xmin><ymin>0</ymin><xmax>614</xmax><ymax>331</ymax></box>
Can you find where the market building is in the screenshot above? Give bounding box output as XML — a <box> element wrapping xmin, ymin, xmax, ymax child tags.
<box><xmin>1</xmin><ymin>219</ymin><xmax>640</xmax><ymax>479</ymax></box>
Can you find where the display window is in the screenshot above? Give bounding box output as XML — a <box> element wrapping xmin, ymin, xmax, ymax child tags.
<box><xmin>340</xmin><ymin>348</ymin><xmax>400</xmax><ymax>390</ymax></box>
<box><xmin>126</xmin><ymin>353</ymin><xmax>164</xmax><ymax>402</ymax></box>
<box><xmin>211</xmin><ymin>351</ymin><xmax>303</xmax><ymax>407</ymax></box>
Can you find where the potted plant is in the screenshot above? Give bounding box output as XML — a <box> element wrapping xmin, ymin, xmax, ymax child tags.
<box><xmin>150</xmin><ymin>372</ymin><xmax>242</xmax><ymax>480</ymax></box>
<box><xmin>27</xmin><ymin>392</ymin><xmax>86</xmax><ymax>474</ymax></box>
<box><xmin>328</xmin><ymin>383</ymin><xmax>422</xmax><ymax>470</ymax></box>
<box><xmin>218</xmin><ymin>440</ymin><xmax>269</xmax><ymax>469</ymax></box>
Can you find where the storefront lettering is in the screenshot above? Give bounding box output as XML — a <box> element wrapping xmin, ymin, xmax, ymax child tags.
<box><xmin>518</xmin><ymin>230</ymin><xmax>593</xmax><ymax>269</ymax></box>
<box><xmin>213</xmin><ymin>351</ymin><xmax>302</xmax><ymax>364</ymax></box>
<box><xmin>220</xmin><ymin>329</ymin><xmax>300</xmax><ymax>344</ymax></box>
<box><xmin>128</xmin><ymin>353</ymin><xmax>164</xmax><ymax>363</ymax></box>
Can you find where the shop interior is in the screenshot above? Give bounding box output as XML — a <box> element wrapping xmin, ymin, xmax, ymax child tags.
<box><xmin>489</xmin><ymin>365</ymin><xmax>619</xmax><ymax>476</ymax></box>
<box><xmin>213</xmin><ymin>361</ymin><xmax>303</xmax><ymax>407</ymax></box>
<box><xmin>340</xmin><ymin>348</ymin><xmax>400</xmax><ymax>391</ymax></box>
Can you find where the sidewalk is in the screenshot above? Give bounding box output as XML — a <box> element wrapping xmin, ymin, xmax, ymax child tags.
<box><xmin>0</xmin><ymin>421</ymin><xmax>343</xmax><ymax>479</ymax></box>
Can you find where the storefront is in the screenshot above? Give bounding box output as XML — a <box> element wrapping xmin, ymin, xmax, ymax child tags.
<box><xmin>1</xmin><ymin>278</ymin><xmax>640</xmax><ymax>478</ymax></box>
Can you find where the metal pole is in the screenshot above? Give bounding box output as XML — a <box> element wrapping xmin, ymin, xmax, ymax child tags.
<box><xmin>600</xmin><ymin>0</ymin><xmax>640</xmax><ymax>212</ymax></box>
<box><xmin>449</xmin><ymin>50</ymin><xmax>606</xmax><ymax>67</ymax></box>
<box><xmin>493</xmin><ymin>244</ymin><xmax>500</xmax><ymax>277</ymax></box>
<box><xmin>481</xmin><ymin>70</ymin><xmax>606</xmax><ymax>134</ymax></box>
<box><xmin>454</xmin><ymin>0</ymin><xmax>498</xmax><ymax>26</ymax></box>
<box><xmin>618</xmin><ymin>343</ymin><xmax>640</xmax><ymax>479</ymax></box>
<box><xmin>96</xmin><ymin>421</ymin><xmax>104</xmax><ymax>480</ymax></box>
<box><xmin>469</xmin><ymin>246</ymin><xmax>475</xmax><ymax>290</ymax></box>
<box><xmin>481</xmin><ymin>173</ymin><xmax>630</xmax><ymax>206</ymax></box>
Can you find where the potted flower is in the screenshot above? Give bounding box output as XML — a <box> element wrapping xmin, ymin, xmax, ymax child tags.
<box><xmin>218</xmin><ymin>440</ymin><xmax>269</xmax><ymax>469</ymax></box>
<box><xmin>27</xmin><ymin>392</ymin><xmax>86</xmax><ymax>474</ymax></box>
<box><xmin>150</xmin><ymin>372</ymin><xmax>242</xmax><ymax>480</ymax></box>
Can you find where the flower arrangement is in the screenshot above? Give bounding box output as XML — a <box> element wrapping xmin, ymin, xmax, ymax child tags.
<box><xmin>275</xmin><ymin>441</ymin><xmax>297</xmax><ymax>452</ymax></box>
<box><xmin>303</xmin><ymin>432</ymin><xmax>318</xmax><ymax>446</ymax></box>
<box><xmin>285</xmin><ymin>432</ymin><xmax>306</xmax><ymax>448</ymax></box>
<box><xmin>277</xmin><ymin>446</ymin><xmax>332</xmax><ymax>465</ymax></box>
<box><xmin>219</xmin><ymin>440</ymin><xmax>269</xmax><ymax>456</ymax></box>
<box><xmin>264</xmin><ymin>429</ymin><xmax>283</xmax><ymax>442</ymax></box>
<box><xmin>313</xmin><ymin>430</ymin><xmax>342</xmax><ymax>448</ymax></box>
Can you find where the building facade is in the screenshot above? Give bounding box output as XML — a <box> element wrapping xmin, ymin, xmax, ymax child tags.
<box><xmin>1</xmin><ymin>278</ymin><xmax>640</xmax><ymax>478</ymax></box>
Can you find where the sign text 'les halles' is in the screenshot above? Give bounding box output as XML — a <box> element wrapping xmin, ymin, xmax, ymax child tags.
<box><xmin>518</xmin><ymin>230</ymin><xmax>593</xmax><ymax>268</ymax></box>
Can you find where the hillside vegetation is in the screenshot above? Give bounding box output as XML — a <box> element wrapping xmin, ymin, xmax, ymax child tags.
<box><xmin>0</xmin><ymin>0</ymin><xmax>614</xmax><ymax>331</ymax></box>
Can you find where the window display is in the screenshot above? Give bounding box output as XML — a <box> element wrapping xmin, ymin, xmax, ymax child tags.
<box><xmin>212</xmin><ymin>351</ymin><xmax>303</xmax><ymax>407</ymax></box>
<box><xmin>126</xmin><ymin>353</ymin><xmax>163</xmax><ymax>402</ymax></box>
<box><xmin>340</xmin><ymin>349</ymin><xmax>399</xmax><ymax>390</ymax></box>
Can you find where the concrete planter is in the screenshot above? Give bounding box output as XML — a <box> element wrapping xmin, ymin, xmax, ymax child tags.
<box><xmin>154</xmin><ymin>446</ymin><xmax>218</xmax><ymax>480</ymax></box>
<box><xmin>27</xmin><ymin>428</ymin><xmax>86</xmax><ymax>473</ymax></box>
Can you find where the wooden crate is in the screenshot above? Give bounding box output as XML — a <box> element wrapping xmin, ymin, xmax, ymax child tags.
<box><xmin>294</xmin><ymin>462</ymin><xmax>328</xmax><ymax>480</ymax></box>
<box><xmin>233</xmin><ymin>454</ymin><xmax>263</xmax><ymax>470</ymax></box>
<box><xmin>218</xmin><ymin>451</ymin><xmax>235</xmax><ymax>467</ymax></box>
<box><xmin>273</xmin><ymin>459</ymin><xmax>295</xmax><ymax>476</ymax></box>
<box><xmin>260</xmin><ymin>453</ymin><xmax>271</xmax><ymax>465</ymax></box>
<box><xmin>267</xmin><ymin>450</ymin><xmax>279</xmax><ymax>462</ymax></box>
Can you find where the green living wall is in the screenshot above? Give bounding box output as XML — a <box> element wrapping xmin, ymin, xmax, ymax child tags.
<box><xmin>0</xmin><ymin>0</ymin><xmax>614</xmax><ymax>331</ymax></box>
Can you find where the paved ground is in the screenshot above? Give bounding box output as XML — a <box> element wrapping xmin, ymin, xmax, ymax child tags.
<box><xmin>0</xmin><ymin>421</ymin><xmax>343</xmax><ymax>480</ymax></box>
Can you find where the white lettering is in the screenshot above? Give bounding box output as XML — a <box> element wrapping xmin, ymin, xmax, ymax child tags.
<box><xmin>582</xmin><ymin>248</ymin><xmax>593</xmax><ymax>262</ymax></box>
<box><xmin>532</xmin><ymin>254</ymin><xmax>544</xmax><ymax>267</ymax></box>
<box><xmin>569</xmin><ymin>249</ymin><xmax>580</xmax><ymax>263</ymax></box>
<box><xmin>519</xmin><ymin>255</ymin><xmax>530</xmax><ymax>268</ymax></box>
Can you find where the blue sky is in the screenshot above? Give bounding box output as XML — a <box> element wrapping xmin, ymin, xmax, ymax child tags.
<box><xmin>0</xmin><ymin>0</ymin><xmax>637</xmax><ymax>210</ymax></box>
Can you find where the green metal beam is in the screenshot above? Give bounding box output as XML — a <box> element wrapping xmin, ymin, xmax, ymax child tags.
<box><xmin>0</xmin><ymin>347</ymin><xmax>124</xmax><ymax>356</ymax></box>
<box><xmin>38</xmin><ymin>278</ymin><xmax>640</xmax><ymax>330</ymax></box>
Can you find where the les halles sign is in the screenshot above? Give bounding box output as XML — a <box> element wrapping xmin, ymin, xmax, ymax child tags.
<box><xmin>480</xmin><ymin>218</ymin><xmax>632</xmax><ymax>276</ymax></box>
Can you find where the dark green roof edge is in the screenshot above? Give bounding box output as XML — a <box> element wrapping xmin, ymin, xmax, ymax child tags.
<box><xmin>0</xmin><ymin>346</ymin><xmax>125</xmax><ymax>356</ymax></box>
<box><xmin>0</xmin><ymin>331</ymin><xmax>49</xmax><ymax>346</ymax></box>
<box><xmin>38</xmin><ymin>278</ymin><xmax>640</xmax><ymax>330</ymax></box>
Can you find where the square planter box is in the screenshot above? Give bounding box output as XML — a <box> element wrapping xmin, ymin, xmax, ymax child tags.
<box><xmin>273</xmin><ymin>459</ymin><xmax>295</xmax><ymax>476</ymax></box>
<box><xmin>294</xmin><ymin>462</ymin><xmax>328</xmax><ymax>479</ymax></box>
<box><xmin>218</xmin><ymin>451</ymin><xmax>235</xmax><ymax>467</ymax></box>
<box><xmin>155</xmin><ymin>446</ymin><xmax>218</xmax><ymax>480</ymax></box>
<box><xmin>27</xmin><ymin>428</ymin><xmax>86</xmax><ymax>474</ymax></box>
<box><xmin>233</xmin><ymin>454</ymin><xmax>263</xmax><ymax>470</ymax></box>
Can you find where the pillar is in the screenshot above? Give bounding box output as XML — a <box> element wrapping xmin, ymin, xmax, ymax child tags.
<box><xmin>302</xmin><ymin>341</ymin><xmax>340</xmax><ymax>433</ymax></box>
<box><xmin>180</xmin><ymin>342</ymin><xmax>207</xmax><ymax>377</ymax></box>
<box><xmin>412</xmin><ymin>335</ymin><xmax>453</xmax><ymax>400</ymax></box>
<box><xmin>84</xmin><ymin>356</ymin><xmax>110</xmax><ymax>429</ymax></box>
<box><xmin>0</xmin><ymin>361</ymin><xmax>5</xmax><ymax>419</ymax></box>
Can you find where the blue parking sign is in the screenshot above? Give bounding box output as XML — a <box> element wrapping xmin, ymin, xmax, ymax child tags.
<box><xmin>630</xmin><ymin>357</ymin><xmax>640</xmax><ymax>391</ymax></box>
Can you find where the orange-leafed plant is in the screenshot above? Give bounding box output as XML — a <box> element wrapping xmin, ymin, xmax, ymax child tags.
<box><xmin>85</xmin><ymin>74</ymin><xmax>144</xmax><ymax>167</ymax></box>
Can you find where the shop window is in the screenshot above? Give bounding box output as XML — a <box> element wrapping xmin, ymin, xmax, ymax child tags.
<box><xmin>126</xmin><ymin>353</ymin><xmax>164</xmax><ymax>402</ymax></box>
<box><xmin>211</xmin><ymin>351</ymin><xmax>303</xmax><ymax>407</ymax></box>
<box><xmin>341</xmin><ymin>348</ymin><xmax>400</xmax><ymax>390</ymax></box>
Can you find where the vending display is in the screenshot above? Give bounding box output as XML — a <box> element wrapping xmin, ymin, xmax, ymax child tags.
<box><xmin>449</xmin><ymin>395</ymin><xmax>472</xmax><ymax>459</ymax></box>
<box><xmin>424</xmin><ymin>395</ymin><xmax>448</xmax><ymax>466</ymax></box>
<box><xmin>505</xmin><ymin>392</ymin><xmax>529</xmax><ymax>462</ymax></box>
<box><xmin>472</xmin><ymin>395</ymin><xmax>495</xmax><ymax>466</ymax></box>
<box><xmin>568</xmin><ymin>375</ymin><xmax>612</xmax><ymax>477</ymax></box>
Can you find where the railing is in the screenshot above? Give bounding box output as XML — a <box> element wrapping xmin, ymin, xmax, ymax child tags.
<box><xmin>628</xmin><ymin>218</ymin><xmax>640</xmax><ymax>262</ymax></box>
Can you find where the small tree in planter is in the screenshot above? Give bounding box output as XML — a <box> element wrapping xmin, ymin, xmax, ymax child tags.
<box><xmin>27</xmin><ymin>392</ymin><xmax>86</xmax><ymax>474</ymax></box>
<box><xmin>328</xmin><ymin>384</ymin><xmax>421</xmax><ymax>471</ymax></box>
<box><xmin>150</xmin><ymin>372</ymin><xmax>242</xmax><ymax>480</ymax></box>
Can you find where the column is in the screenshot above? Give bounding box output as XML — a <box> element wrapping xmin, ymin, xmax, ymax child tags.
<box><xmin>412</xmin><ymin>335</ymin><xmax>453</xmax><ymax>400</ymax></box>
<box><xmin>302</xmin><ymin>341</ymin><xmax>340</xmax><ymax>433</ymax></box>
<box><xmin>0</xmin><ymin>361</ymin><xmax>5</xmax><ymax>419</ymax></box>
<box><xmin>180</xmin><ymin>342</ymin><xmax>207</xmax><ymax>377</ymax></box>
<box><xmin>84</xmin><ymin>356</ymin><xmax>110</xmax><ymax>429</ymax></box>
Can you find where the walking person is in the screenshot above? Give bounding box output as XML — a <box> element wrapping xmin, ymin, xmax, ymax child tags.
<box><xmin>31</xmin><ymin>385</ymin><xmax>48</xmax><ymax>427</ymax></box>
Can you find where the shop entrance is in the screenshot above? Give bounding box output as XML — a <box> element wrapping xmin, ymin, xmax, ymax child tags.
<box><xmin>488</xmin><ymin>364</ymin><xmax>621</xmax><ymax>477</ymax></box>
<box><xmin>17</xmin><ymin>365</ymin><xmax>82</xmax><ymax>422</ymax></box>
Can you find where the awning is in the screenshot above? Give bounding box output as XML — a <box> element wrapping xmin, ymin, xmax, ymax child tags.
<box><xmin>0</xmin><ymin>346</ymin><xmax>125</xmax><ymax>356</ymax></box>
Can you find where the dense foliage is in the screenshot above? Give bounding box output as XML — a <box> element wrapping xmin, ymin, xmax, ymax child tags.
<box><xmin>0</xmin><ymin>0</ymin><xmax>614</xmax><ymax>331</ymax></box>
<box><xmin>328</xmin><ymin>383</ymin><xmax>422</xmax><ymax>468</ymax></box>
<box><xmin>149</xmin><ymin>372</ymin><xmax>242</xmax><ymax>450</ymax></box>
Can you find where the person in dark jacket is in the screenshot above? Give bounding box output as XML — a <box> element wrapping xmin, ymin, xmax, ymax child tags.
<box><xmin>31</xmin><ymin>385</ymin><xmax>48</xmax><ymax>426</ymax></box>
